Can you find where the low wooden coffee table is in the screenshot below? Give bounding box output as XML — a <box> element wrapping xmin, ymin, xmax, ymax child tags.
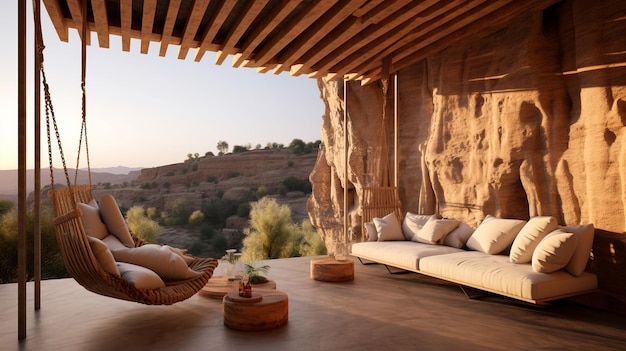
<box><xmin>310</xmin><ymin>256</ymin><xmax>354</xmax><ymax>282</ymax></box>
<box><xmin>199</xmin><ymin>275</ymin><xmax>277</xmax><ymax>299</ymax></box>
<box><xmin>223</xmin><ymin>290</ymin><xmax>288</xmax><ymax>331</ymax></box>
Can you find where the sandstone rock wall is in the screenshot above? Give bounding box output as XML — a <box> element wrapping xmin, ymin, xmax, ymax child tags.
<box><xmin>308</xmin><ymin>0</ymin><xmax>626</xmax><ymax>296</ymax></box>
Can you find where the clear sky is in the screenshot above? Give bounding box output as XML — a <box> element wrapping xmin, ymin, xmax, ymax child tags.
<box><xmin>0</xmin><ymin>2</ymin><xmax>324</xmax><ymax>171</ymax></box>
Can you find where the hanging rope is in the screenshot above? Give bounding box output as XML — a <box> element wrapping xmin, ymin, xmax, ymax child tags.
<box><xmin>378</xmin><ymin>55</ymin><xmax>393</xmax><ymax>187</ymax></box>
<box><xmin>34</xmin><ymin>1</ymin><xmax>72</xmax><ymax>194</ymax></box>
<box><xmin>74</xmin><ymin>0</ymin><xmax>92</xmax><ymax>188</ymax></box>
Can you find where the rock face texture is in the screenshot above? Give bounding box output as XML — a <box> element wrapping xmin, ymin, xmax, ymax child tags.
<box><xmin>308</xmin><ymin>0</ymin><xmax>626</xmax><ymax>298</ymax></box>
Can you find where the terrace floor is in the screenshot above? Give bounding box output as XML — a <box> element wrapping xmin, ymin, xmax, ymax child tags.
<box><xmin>2</xmin><ymin>256</ymin><xmax>626</xmax><ymax>351</ymax></box>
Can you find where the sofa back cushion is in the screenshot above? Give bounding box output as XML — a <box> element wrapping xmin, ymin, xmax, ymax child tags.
<box><xmin>531</xmin><ymin>229</ymin><xmax>578</xmax><ymax>273</ymax></box>
<box><xmin>374</xmin><ymin>212</ymin><xmax>405</xmax><ymax>241</ymax></box>
<box><xmin>510</xmin><ymin>216</ymin><xmax>559</xmax><ymax>264</ymax></box>
<box><xmin>442</xmin><ymin>222</ymin><xmax>475</xmax><ymax>249</ymax></box>
<box><xmin>413</xmin><ymin>217</ymin><xmax>459</xmax><ymax>245</ymax></box>
<box><xmin>402</xmin><ymin>213</ymin><xmax>436</xmax><ymax>241</ymax></box>
<box><xmin>466</xmin><ymin>215</ymin><xmax>526</xmax><ymax>254</ymax></box>
<box><xmin>562</xmin><ymin>224</ymin><xmax>595</xmax><ymax>276</ymax></box>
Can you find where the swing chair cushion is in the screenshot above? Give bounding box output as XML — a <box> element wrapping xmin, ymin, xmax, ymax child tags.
<box><xmin>117</xmin><ymin>262</ymin><xmax>166</xmax><ymax>290</ymax></box>
<box><xmin>99</xmin><ymin>194</ymin><xmax>135</xmax><ymax>247</ymax></box>
<box><xmin>77</xmin><ymin>200</ymin><xmax>109</xmax><ymax>240</ymax></box>
<box><xmin>112</xmin><ymin>245</ymin><xmax>204</xmax><ymax>281</ymax></box>
<box><xmin>88</xmin><ymin>236</ymin><xmax>121</xmax><ymax>277</ymax></box>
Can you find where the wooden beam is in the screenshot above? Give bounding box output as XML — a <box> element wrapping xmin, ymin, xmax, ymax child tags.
<box><xmin>42</xmin><ymin>0</ymin><xmax>69</xmax><ymax>42</ymax></box>
<box><xmin>232</xmin><ymin>0</ymin><xmax>299</xmax><ymax>67</ymax></box>
<box><xmin>120</xmin><ymin>0</ymin><xmax>132</xmax><ymax>51</ymax></box>
<box><xmin>91</xmin><ymin>0</ymin><xmax>109</xmax><ymax>48</ymax></box>
<box><xmin>140</xmin><ymin>0</ymin><xmax>157</xmax><ymax>54</ymax></box>
<box><xmin>290</xmin><ymin>0</ymin><xmax>413</xmax><ymax>76</ymax></box>
<box><xmin>332</xmin><ymin>0</ymin><xmax>483</xmax><ymax>78</ymax></box>
<box><xmin>352</xmin><ymin>0</ymin><xmax>385</xmax><ymax>17</ymax></box>
<box><xmin>250</xmin><ymin>0</ymin><xmax>338</xmax><ymax>67</ymax></box>
<box><xmin>65</xmin><ymin>0</ymin><xmax>90</xmax><ymax>44</ymax></box>
<box><xmin>310</xmin><ymin>0</ymin><xmax>440</xmax><ymax>77</ymax></box>
<box><xmin>159</xmin><ymin>0</ymin><xmax>182</xmax><ymax>57</ymax></box>
<box><xmin>390</xmin><ymin>0</ymin><xmax>555</xmax><ymax>73</ymax></box>
<box><xmin>272</xmin><ymin>0</ymin><xmax>368</xmax><ymax>74</ymax></box>
<box><xmin>215</xmin><ymin>0</ymin><xmax>269</xmax><ymax>65</ymax></box>
<box><xmin>178</xmin><ymin>0</ymin><xmax>211</xmax><ymax>60</ymax></box>
<box><xmin>194</xmin><ymin>0</ymin><xmax>238</xmax><ymax>62</ymax></box>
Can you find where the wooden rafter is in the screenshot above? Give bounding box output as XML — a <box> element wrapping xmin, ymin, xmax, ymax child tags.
<box><xmin>41</xmin><ymin>0</ymin><xmax>561</xmax><ymax>83</ymax></box>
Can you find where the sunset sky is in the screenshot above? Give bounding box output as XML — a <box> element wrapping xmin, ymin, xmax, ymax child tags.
<box><xmin>0</xmin><ymin>2</ymin><xmax>324</xmax><ymax>171</ymax></box>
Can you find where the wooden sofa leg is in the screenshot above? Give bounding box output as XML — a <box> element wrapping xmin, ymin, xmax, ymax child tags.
<box><xmin>459</xmin><ymin>285</ymin><xmax>490</xmax><ymax>300</ymax></box>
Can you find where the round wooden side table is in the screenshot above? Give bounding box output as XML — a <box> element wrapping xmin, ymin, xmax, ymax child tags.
<box><xmin>199</xmin><ymin>275</ymin><xmax>277</xmax><ymax>299</ymax></box>
<box><xmin>310</xmin><ymin>256</ymin><xmax>354</xmax><ymax>282</ymax></box>
<box><xmin>222</xmin><ymin>290</ymin><xmax>288</xmax><ymax>331</ymax></box>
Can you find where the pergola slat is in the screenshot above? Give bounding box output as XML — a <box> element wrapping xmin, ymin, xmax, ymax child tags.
<box><xmin>140</xmin><ymin>0</ymin><xmax>157</xmax><ymax>54</ymax></box>
<box><xmin>159</xmin><ymin>0</ymin><xmax>181</xmax><ymax>57</ymax></box>
<box><xmin>194</xmin><ymin>0</ymin><xmax>238</xmax><ymax>62</ymax></box>
<box><xmin>214</xmin><ymin>0</ymin><xmax>269</xmax><ymax>65</ymax></box>
<box><xmin>177</xmin><ymin>0</ymin><xmax>211</xmax><ymax>60</ymax></box>
<box><xmin>120</xmin><ymin>0</ymin><xmax>132</xmax><ymax>51</ymax></box>
<box><xmin>91</xmin><ymin>0</ymin><xmax>109</xmax><ymax>48</ymax></box>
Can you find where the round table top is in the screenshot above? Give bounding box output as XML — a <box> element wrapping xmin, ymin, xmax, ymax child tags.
<box><xmin>199</xmin><ymin>275</ymin><xmax>277</xmax><ymax>299</ymax></box>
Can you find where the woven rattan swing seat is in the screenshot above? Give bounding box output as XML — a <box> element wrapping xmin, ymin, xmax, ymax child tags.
<box><xmin>49</xmin><ymin>185</ymin><xmax>218</xmax><ymax>305</ymax></box>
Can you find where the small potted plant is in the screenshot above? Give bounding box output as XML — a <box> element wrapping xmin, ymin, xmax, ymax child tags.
<box><xmin>244</xmin><ymin>262</ymin><xmax>271</xmax><ymax>284</ymax></box>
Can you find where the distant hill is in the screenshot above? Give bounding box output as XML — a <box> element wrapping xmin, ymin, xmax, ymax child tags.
<box><xmin>0</xmin><ymin>168</ymin><xmax>141</xmax><ymax>201</ymax></box>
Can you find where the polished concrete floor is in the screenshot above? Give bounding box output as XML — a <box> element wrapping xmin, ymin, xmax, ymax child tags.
<box><xmin>2</xmin><ymin>256</ymin><xmax>626</xmax><ymax>351</ymax></box>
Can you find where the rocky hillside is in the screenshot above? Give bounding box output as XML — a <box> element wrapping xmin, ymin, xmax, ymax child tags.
<box><xmin>92</xmin><ymin>148</ymin><xmax>317</xmax><ymax>224</ymax></box>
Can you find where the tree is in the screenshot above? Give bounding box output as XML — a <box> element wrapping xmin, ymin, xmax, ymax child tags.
<box><xmin>289</xmin><ymin>138</ymin><xmax>306</xmax><ymax>154</ymax></box>
<box><xmin>217</xmin><ymin>140</ymin><xmax>229</xmax><ymax>155</ymax></box>
<box><xmin>0</xmin><ymin>199</ymin><xmax>14</xmax><ymax>217</ymax></box>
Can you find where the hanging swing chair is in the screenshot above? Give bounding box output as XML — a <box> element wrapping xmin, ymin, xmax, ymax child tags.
<box><xmin>360</xmin><ymin>59</ymin><xmax>402</xmax><ymax>239</ymax></box>
<box><xmin>36</xmin><ymin>3</ymin><xmax>217</xmax><ymax>305</ymax></box>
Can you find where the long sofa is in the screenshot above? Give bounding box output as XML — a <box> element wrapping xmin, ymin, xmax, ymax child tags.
<box><xmin>350</xmin><ymin>213</ymin><xmax>598</xmax><ymax>304</ymax></box>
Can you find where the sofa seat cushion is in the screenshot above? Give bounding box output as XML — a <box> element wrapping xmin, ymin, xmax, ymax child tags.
<box><xmin>419</xmin><ymin>251</ymin><xmax>597</xmax><ymax>301</ymax></box>
<box><xmin>350</xmin><ymin>241</ymin><xmax>464</xmax><ymax>271</ymax></box>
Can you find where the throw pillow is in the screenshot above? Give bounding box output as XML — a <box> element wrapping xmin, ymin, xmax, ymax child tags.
<box><xmin>102</xmin><ymin>234</ymin><xmax>127</xmax><ymax>250</ymax></box>
<box><xmin>414</xmin><ymin>217</ymin><xmax>459</xmax><ymax>245</ymax></box>
<box><xmin>562</xmin><ymin>223</ymin><xmax>595</xmax><ymax>276</ymax></box>
<box><xmin>164</xmin><ymin>245</ymin><xmax>195</xmax><ymax>265</ymax></box>
<box><xmin>99</xmin><ymin>194</ymin><xmax>135</xmax><ymax>248</ymax></box>
<box><xmin>87</xmin><ymin>236</ymin><xmax>121</xmax><ymax>277</ymax></box>
<box><xmin>402</xmin><ymin>213</ymin><xmax>436</xmax><ymax>241</ymax></box>
<box><xmin>442</xmin><ymin>222</ymin><xmax>475</xmax><ymax>248</ymax></box>
<box><xmin>374</xmin><ymin>212</ymin><xmax>404</xmax><ymax>241</ymax></box>
<box><xmin>365</xmin><ymin>222</ymin><xmax>378</xmax><ymax>242</ymax></box>
<box><xmin>510</xmin><ymin>216</ymin><xmax>558</xmax><ymax>264</ymax></box>
<box><xmin>466</xmin><ymin>215</ymin><xmax>526</xmax><ymax>254</ymax></box>
<box><xmin>532</xmin><ymin>229</ymin><xmax>578</xmax><ymax>273</ymax></box>
<box><xmin>77</xmin><ymin>199</ymin><xmax>108</xmax><ymax>240</ymax></box>
<box><xmin>116</xmin><ymin>262</ymin><xmax>166</xmax><ymax>290</ymax></box>
<box><xmin>112</xmin><ymin>244</ymin><xmax>203</xmax><ymax>281</ymax></box>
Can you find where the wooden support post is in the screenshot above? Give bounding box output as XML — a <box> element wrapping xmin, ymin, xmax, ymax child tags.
<box><xmin>18</xmin><ymin>0</ymin><xmax>27</xmax><ymax>340</ymax></box>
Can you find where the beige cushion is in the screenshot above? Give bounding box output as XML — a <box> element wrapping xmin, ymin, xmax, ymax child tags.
<box><xmin>532</xmin><ymin>229</ymin><xmax>578</xmax><ymax>273</ymax></box>
<box><xmin>510</xmin><ymin>216</ymin><xmax>559</xmax><ymax>264</ymax></box>
<box><xmin>99</xmin><ymin>194</ymin><xmax>134</xmax><ymax>247</ymax></box>
<box><xmin>77</xmin><ymin>200</ymin><xmax>108</xmax><ymax>240</ymax></box>
<box><xmin>466</xmin><ymin>215</ymin><xmax>526</xmax><ymax>254</ymax></box>
<box><xmin>365</xmin><ymin>222</ymin><xmax>378</xmax><ymax>242</ymax></box>
<box><xmin>413</xmin><ymin>217</ymin><xmax>459</xmax><ymax>245</ymax></box>
<box><xmin>87</xmin><ymin>236</ymin><xmax>121</xmax><ymax>277</ymax></box>
<box><xmin>112</xmin><ymin>244</ymin><xmax>203</xmax><ymax>281</ymax></box>
<box><xmin>402</xmin><ymin>213</ymin><xmax>436</xmax><ymax>241</ymax></box>
<box><xmin>164</xmin><ymin>245</ymin><xmax>195</xmax><ymax>265</ymax></box>
<box><xmin>116</xmin><ymin>262</ymin><xmax>165</xmax><ymax>290</ymax></box>
<box><xmin>374</xmin><ymin>213</ymin><xmax>405</xmax><ymax>241</ymax></box>
<box><xmin>101</xmin><ymin>234</ymin><xmax>127</xmax><ymax>250</ymax></box>
<box><xmin>442</xmin><ymin>222</ymin><xmax>475</xmax><ymax>248</ymax></box>
<box><xmin>562</xmin><ymin>224</ymin><xmax>595</xmax><ymax>276</ymax></box>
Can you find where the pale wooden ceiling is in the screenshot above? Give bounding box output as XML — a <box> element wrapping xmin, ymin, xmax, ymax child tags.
<box><xmin>42</xmin><ymin>0</ymin><xmax>560</xmax><ymax>84</ymax></box>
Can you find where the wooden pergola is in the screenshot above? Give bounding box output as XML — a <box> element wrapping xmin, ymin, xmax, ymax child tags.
<box><xmin>16</xmin><ymin>0</ymin><xmax>561</xmax><ymax>340</ymax></box>
<box><xmin>41</xmin><ymin>0</ymin><xmax>559</xmax><ymax>83</ymax></box>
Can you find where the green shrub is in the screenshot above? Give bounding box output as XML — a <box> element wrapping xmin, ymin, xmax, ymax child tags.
<box><xmin>189</xmin><ymin>210</ymin><xmax>205</xmax><ymax>226</ymax></box>
<box><xmin>126</xmin><ymin>206</ymin><xmax>162</xmax><ymax>244</ymax></box>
